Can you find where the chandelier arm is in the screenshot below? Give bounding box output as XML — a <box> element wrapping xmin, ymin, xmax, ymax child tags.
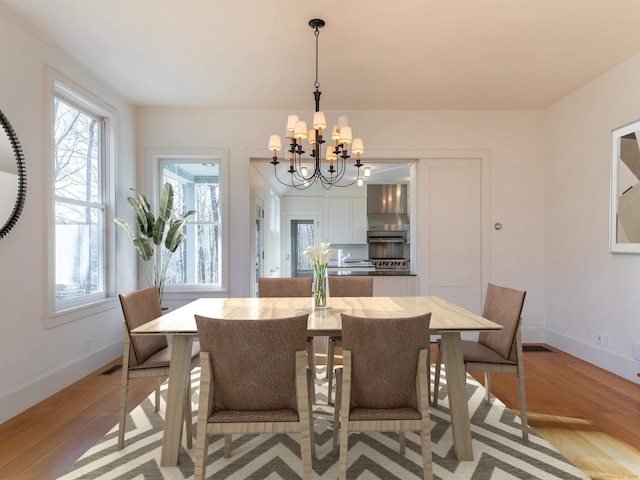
<box><xmin>272</xmin><ymin>163</ymin><xmax>307</xmax><ymax>189</ymax></box>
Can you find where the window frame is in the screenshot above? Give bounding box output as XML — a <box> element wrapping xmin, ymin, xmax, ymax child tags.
<box><xmin>46</xmin><ymin>68</ymin><xmax>117</xmax><ymax>326</ymax></box>
<box><xmin>149</xmin><ymin>149</ymin><xmax>229</xmax><ymax>298</ymax></box>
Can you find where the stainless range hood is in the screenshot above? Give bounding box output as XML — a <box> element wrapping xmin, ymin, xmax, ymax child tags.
<box><xmin>367</xmin><ymin>184</ymin><xmax>410</xmax><ymax>232</ymax></box>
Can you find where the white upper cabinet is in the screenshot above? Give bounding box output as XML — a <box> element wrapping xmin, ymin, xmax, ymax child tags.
<box><xmin>326</xmin><ymin>197</ymin><xmax>367</xmax><ymax>244</ymax></box>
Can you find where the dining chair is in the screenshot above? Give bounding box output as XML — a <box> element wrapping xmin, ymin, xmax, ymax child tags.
<box><xmin>433</xmin><ymin>283</ymin><xmax>528</xmax><ymax>441</ymax></box>
<box><xmin>258</xmin><ymin>277</ymin><xmax>317</xmax><ymax>396</ymax></box>
<box><xmin>193</xmin><ymin>314</ymin><xmax>314</xmax><ymax>480</ymax></box>
<box><xmin>325</xmin><ymin>276</ymin><xmax>373</xmax><ymax>405</ymax></box>
<box><xmin>332</xmin><ymin>313</ymin><xmax>433</xmax><ymax>480</ymax></box>
<box><xmin>117</xmin><ymin>286</ymin><xmax>200</xmax><ymax>449</ymax></box>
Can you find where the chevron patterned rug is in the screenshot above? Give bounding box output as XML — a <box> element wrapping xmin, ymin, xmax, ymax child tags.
<box><xmin>60</xmin><ymin>366</ymin><xmax>589</xmax><ymax>480</ymax></box>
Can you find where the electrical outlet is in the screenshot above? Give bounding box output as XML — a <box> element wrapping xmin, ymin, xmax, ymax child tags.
<box><xmin>86</xmin><ymin>337</ymin><xmax>92</xmax><ymax>351</ymax></box>
<box><xmin>596</xmin><ymin>332</ymin><xmax>603</xmax><ymax>345</ymax></box>
<box><xmin>603</xmin><ymin>335</ymin><xmax>611</xmax><ymax>348</ymax></box>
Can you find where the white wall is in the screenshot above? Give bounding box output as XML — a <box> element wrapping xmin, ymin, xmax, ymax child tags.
<box><xmin>137</xmin><ymin>108</ymin><xmax>546</xmax><ymax>340</ymax></box>
<box><xmin>0</xmin><ymin>6</ymin><xmax>137</xmax><ymax>422</ymax></box>
<box><xmin>545</xmin><ymin>52</ymin><xmax>640</xmax><ymax>382</ymax></box>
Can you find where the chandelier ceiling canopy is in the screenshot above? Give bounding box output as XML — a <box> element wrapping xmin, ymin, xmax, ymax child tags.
<box><xmin>268</xmin><ymin>19</ymin><xmax>366</xmax><ymax>190</ymax></box>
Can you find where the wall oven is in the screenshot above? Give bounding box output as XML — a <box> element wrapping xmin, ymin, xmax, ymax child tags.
<box><xmin>367</xmin><ymin>230</ymin><xmax>410</xmax><ymax>271</ymax></box>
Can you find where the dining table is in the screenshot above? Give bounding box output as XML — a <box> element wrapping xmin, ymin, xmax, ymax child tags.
<box><xmin>130</xmin><ymin>295</ymin><xmax>502</xmax><ymax>466</ymax></box>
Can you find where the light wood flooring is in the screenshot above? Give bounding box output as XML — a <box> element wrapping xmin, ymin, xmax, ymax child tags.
<box><xmin>1</xmin><ymin>344</ymin><xmax>640</xmax><ymax>480</ymax></box>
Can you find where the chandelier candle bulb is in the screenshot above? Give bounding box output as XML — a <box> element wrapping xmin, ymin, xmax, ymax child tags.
<box><xmin>326</xmin><ymin>146</ymin><xmax>336</xmax><ymax>161</ymax></box>
<box><xmin>294</xmin><ymin>121</ymin><xmax>307</xmax><ymax>139</ymax></box>
<box><xmin>339</xmin><ymin>126</ymin><xmax>352</xmax><ymax>144</ymax></box>
<box><xmin>331</xmin><ymin>125</ymin><xmax>339</xmax><ymax>141</ymax></box>
<box><xmin>307</xmin><ymin>129</ymin><xmax>316</xmax><ymax>144</ymax></box>
<box><xmin>268</xmin><ymin>134</ymin><xmax>282</xmax><ymax>153</ymax></box>
<box><xmin>352</xmin><ymin>138</ymin><xmax>364</xmax><ymax>155</ymax></box>
<box><xmin>287</xmin><ymin>115</ymin><xmax>299</xmax><ymax>132</ymax></box>
<box><xmin>313</xmin><ymin>111</ymin><xmax>327</xmax><ymax>130</ymax></box>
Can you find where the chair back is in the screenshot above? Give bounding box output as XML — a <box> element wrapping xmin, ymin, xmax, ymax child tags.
<box><xmin>119</xmin><ymin>286</ymin><xmax>167</xmax><ymax>367</ymax></box>
<box><xmin>196</xmin><ymin>314</ymin><xmax>308</xmax><ymax>413</ymax></box>
<box><xmin>478</xmin><ymin>283</ymin><xmax>526</xmax><ymax>361</ymax></box>
<box><xmin>328</xmin><ymin>276</ymin><xmax>373</xmax><ymax>297</ymax></box>
<box><xmin>341</xmin><ymin>313</ymin><xmax>431</xmax><ymax>410</ymax></box>
<box><xmin>258</xmin><ymin>277</ymin><xmax>313</xmax><ymax>297</ymax></box>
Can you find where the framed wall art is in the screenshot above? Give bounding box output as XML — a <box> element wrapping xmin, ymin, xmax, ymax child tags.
<box><xmin>610</xmin><ymin>120</ymin><xmax>640</xmax><ymax>253</ymax></box>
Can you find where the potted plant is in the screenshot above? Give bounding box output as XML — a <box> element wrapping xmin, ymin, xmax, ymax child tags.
<box><xmin>113</xmin><ymin>182</ymin><xmax>195</xmax><ymax>304</ymax></box>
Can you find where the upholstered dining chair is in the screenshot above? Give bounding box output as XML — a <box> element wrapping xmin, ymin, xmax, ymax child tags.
<box><xmin>118</xmin><ymin>286</ymin><xmax>200</xmax><ymax>449</ymax></box>
<box><xmin>325</xmin><ymin>276</ymin><xmax>373</xmax><ymax>404</ymax></box>
<box><xmin>433</xmin><ymin>283</ymin><xmax>528</xmax><ymax>441</ymax></box>
<box><xmin>258</xmin><ymin>277</ymin><xmax>317</xmax><ymax>394</ymax></box>
<box><xmin>193</xmin><ymin>314</ymin><xmax>314</xmax><ymax>480</ymax></box>
<box><xmin>332</xmin><ymin>313</ymin><xmax>433</xmax><ymax>480</ymax></box>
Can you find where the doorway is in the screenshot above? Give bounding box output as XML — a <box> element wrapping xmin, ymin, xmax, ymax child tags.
<box><xmin>290</xmin><ymin>219</ymin><xmax>314</xmax><ymax>277</ymax></box>
<box><xmin>254</xmin><ymin>196</ymin><xmax>263</xmax><ymax>296</ymax></box>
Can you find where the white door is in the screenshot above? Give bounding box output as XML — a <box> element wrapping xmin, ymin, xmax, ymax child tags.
<box><xmin>417</xmin><ymin>158</ymin><xmax>483</xmax><ymax>314</ymax></box>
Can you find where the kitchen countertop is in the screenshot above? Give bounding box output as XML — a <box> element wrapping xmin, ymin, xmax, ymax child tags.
<box><xmin>328</xmin><ymin>270</ymin><xmax>416</xmax><ymax>276</ymax></box>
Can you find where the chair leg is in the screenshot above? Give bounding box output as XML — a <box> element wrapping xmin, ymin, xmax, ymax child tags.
<box><xmin>155</xmin><ymin>377</ymin><xmax>161</xmax><ymax>412</ymax></box>
<box><xmin>332</xmin><ymin>387</ymin><xmax>341</xmax><ymax>455</ymax></box>
<box><xmin>184</xmin><ymin>378</ymin><xmax>193</xmax><ymax>449</ymax></box>
<box><xmin>117</xmin><ymin>373</ymin><xmax>129</xmax><ymax>450</ymax></box>
<box><xmin>426</xmin><ymin>341</ymin><xmax>431</xmax><ymax>405</ymax></box>
<box><xmin>306</xmin><ymin>366</ymin><xmax>316</xmax><ymax>458</ymax></box>
<box><xmin>194</xmin><ymin>425</ymin><xmax>210</xmax><ymax>480</ymax></box>
<box><xmin>399</xmin><ymin>431</ymin><xmax>406</xmax><ymax>455</ymax></box>
<box><xmin>224</xmin><ymin>435</ymin><xmax>232</xmax><ymax>458</ymax></box>
<box><xmin>420</xmin><ymin>421</ymin><xmax>434</xmax><ymax>480</ymax></box>
<box><xmin>327</xmin><ymin>337</ymin><xmax>335</xmax><ymax>405</ymax></box>
<box><xmin>338</xmin><ymin>417</ymin><xmax>349</xmax><ymax>480</ymax></box>
<box><xmin>433</xmin><ymin>340</ymin><xmax>442</xmax><ymax>407</ymax></box>
<box><xmin>517</xmin><ymin>369</ymin><xmax>529</xmax><ymax>442</ymax></box>
<box><xmin>306</xmin><ymin>338</ymin><xmax>316</xmax><ymax>403</ymax></box>
<box><xmin>484</xmin><ymin>372</ymin><xmax>491</xmax><ymax>404</ymax></box>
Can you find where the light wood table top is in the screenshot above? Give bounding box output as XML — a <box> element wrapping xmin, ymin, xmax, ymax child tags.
<box><xmin>132</xmin><ymin>296</ymin><xmax>500</xmax><ymax>337</ymax></box>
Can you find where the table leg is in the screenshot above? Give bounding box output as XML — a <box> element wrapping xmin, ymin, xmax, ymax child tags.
<box><xmin>440</xmin><ymin>332</ymin><xmax>473</xmax><ymax>460</ymax></box>
<box><xmin>160</xmin><ymin>335</ymin><xmax>193</xmax><ymax>466</ymax></box>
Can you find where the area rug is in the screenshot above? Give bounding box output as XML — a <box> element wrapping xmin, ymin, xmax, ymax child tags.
<box><xmin>59</xmin><ymin>366</ymin><xmax>589</xmax><ymax>480</ymax></box>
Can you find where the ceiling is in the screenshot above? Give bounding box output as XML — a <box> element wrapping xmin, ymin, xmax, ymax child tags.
<box><xmin>4</xmin><ymin>0</ymin><xmax>640</xmax><ymax>111</ymax></box>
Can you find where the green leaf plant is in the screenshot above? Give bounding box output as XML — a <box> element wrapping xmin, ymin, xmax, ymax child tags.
<box><xmin>113</xmin><ymin>182</ymin><xmax>195</xmax><ymax>304</ymax></box>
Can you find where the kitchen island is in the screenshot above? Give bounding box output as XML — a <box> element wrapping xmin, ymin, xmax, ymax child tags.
<box><xmin>326</xmin><ymin>268</ymin><xmax>417</xmax><ymax>295</ymax></box>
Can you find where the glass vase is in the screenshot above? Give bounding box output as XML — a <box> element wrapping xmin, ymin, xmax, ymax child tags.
<box><xmin>313</xmin><ymin>264</ymin><xmax>329</xmax><ymax>309</ymax></box>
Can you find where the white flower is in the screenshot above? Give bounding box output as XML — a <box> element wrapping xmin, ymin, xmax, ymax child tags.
<box><xmin>304</xmin><ymin>242</ymin><xmax>337</xmax><ymax>266</ymax></box>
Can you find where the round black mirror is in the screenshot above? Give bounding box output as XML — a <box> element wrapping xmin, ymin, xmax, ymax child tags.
<box><xmin>0</xmin><ymin>109</ymin><xmax>27</xmax><ymax>239</ymax></box>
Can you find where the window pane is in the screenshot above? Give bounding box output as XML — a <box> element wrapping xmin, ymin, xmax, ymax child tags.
<box><xmin>55</xmin><ymin>202</ymin><xmax>104</xmax><ymax>301</ymax></box>
<box><xmin>164</xmin><ymin>223</ymin><xmax>220</xmax><ymax>285</ymax></box>
<box><xmin>162</xmin><ymin>162</ymin><xmax>221</xmax><ymax>285</ymax></box>
<box><xmin>54</xmin><ymin>99</ymin><xmax>100</xmax><ymax>203</ymax></box>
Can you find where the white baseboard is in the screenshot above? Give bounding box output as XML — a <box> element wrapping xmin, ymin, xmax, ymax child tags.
<box><xmin>545</xmin><ymin>328</ymin><xmax>640</xmax><ymax>384</ymax></box>
<box><xmin>522</xmin><ymin>326</ymin><xmax>545</xmax><ymax>344</ymax></box>
<box><xmin>0</xmin><ymin>341</ymin><xmax>122</xmax><ymax>424</ymax></box>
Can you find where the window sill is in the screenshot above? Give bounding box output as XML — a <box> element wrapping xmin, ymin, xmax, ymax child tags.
<box><xmin>47</xmin><ymin>297</ymin><xmax>120</xmax><ymax>328</ymax></box>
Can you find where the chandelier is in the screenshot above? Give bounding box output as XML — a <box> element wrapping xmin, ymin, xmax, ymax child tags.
<box><xmin>268</xmin><ymin>19</ymin><xmax>365</xmax><ymax>190</ymax></box>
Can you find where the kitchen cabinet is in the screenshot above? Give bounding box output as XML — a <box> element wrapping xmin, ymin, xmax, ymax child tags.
<box><xmin>326</xmin><ymin>197</ymin><xmax>367</xmax><ymax>244</ymax></box>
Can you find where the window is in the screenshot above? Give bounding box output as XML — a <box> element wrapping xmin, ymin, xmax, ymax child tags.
<box><xmin>49</xmin><ymin>72</ymin><xmax>115</xmax><ymax>316</ymax></box>
<box><xmin>160</xmin><ymin>161</ymin><xmax>222</xmax><ymax>288</ymax></box>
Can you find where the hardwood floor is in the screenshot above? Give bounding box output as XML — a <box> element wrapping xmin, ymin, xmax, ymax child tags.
<box><xmin>1</xmin><ymin>345</ymin><xmax>640</xmax><ymax>480</ymax></box>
